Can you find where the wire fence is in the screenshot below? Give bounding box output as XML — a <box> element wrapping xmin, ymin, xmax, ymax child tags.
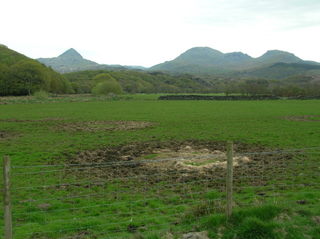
<box><xmin>1</xmin><ymin>143</ymin><xmax>320</xmax><ymax>239</ymax></box>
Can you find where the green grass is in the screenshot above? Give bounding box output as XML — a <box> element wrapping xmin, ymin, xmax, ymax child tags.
<box><xmin>0</xmin><ymin>96</ymin><xmax>320</xmax><ymax>238</ymax></box>
<box><xmin>196</xmin><ymin>201</ymin><xmax>320</xmax><ymax>239</ymax></box>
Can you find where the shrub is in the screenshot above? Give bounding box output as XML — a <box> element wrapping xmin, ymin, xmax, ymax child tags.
<box><xmin>91</xmin><ymin>80</ymin><xmax>123</xmax><ymax>95</ymax></box>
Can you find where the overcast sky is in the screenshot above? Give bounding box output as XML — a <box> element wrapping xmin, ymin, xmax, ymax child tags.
<box><xmin>1</xmin><ymin>0</ymin><xmax>320</xmax><ymax>67</ymax></box>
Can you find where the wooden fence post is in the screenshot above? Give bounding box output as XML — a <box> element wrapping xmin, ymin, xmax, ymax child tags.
<box><xmin>3</xmin><ymin>156</ymin><xmax>12</xmax><ymax>239</ymax></box>
<box><xmin>226</xmin><ymin>141</ymin><xmax>234</xmax><ymax>218</ymax></box>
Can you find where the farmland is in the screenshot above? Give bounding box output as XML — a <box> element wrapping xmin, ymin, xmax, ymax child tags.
<box><xmin>0</xmin><ymin>95</ymin><xmax>320</xmax><ymax>238</ymax></box>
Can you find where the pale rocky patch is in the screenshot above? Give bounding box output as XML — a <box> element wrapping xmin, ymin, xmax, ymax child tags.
<box><xmin>139</xmin><ymin>145</ymin><xmax>251</xmax><ymax>173</ymax></box>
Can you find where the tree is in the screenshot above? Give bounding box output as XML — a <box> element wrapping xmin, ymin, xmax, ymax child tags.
<box><xmin>92</xmin><ymin>73</ymin><xmax>115</xmax><ymax>84</ymax></box>
<box><xmin>10</xmin><ymin>60</ymin><xmax>46</xmax><ymax>95</ymax></box>
<box><xmin>0</xmin><ymin>63</ymin><xmax>10</xmax><ymax>96</ymax></box>
<box><xmin>92</xmin><ymin>81</ymin><xmax>123</xmax><ymax>95</ymax></box>
<box><xmin>240</xmin><ymin>79</ymin><xmax>270</xmax><ymax>96</ymax></box>
<box><xmin>223</xmin><ymin>80</ymin><xmax>240</xmax><ymax>96</ymax></box>
<box><xmin>91</xmin><ymin>73</ymin><xmax>122</xmax><ymax>95</ymax></box>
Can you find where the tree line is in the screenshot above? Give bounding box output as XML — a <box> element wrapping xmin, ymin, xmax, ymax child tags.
<box><xmin>0</xmin><ymin>45</ymin><xmax>73</xmax><ymax>96</ymax></box>
<box><xmin>220</xmin><ymin>76</ymin><xmax>320</xmax><ymax>97</ymax></box>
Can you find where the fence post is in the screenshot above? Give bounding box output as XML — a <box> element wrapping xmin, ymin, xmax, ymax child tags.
<box><xmin>3</xmin><ymin>156</ymin><xmax>12</xmax><ymax>239</ymax></box>
<box><xmin>226</xmin><ymin>141</ymin><xmax>233</xmax><ymax>218</ymax></box>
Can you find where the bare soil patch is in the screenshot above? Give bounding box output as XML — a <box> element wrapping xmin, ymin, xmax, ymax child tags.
<box><xmin>0</xmin><ymin>130</ymin><xmax>16</xmax><ymax>140</ymax></box>
<box><xmin>0</xmin><ymin>119</ymin><xmax>153</xmax><ymax>132</ymax></box>
<box><xmin>56</xmin><ymin>121</ymin><xmax>153</xmax><ymax>132</ymax></box>
<box><xmin>285</xmin><ymin>115</ymin><xmax>320</xmax><ymax>122</ymax></box>
<box><xmin>66</xmin><ymin>140</ymin><xmax>295</xmax><ymax>188</ymax></box>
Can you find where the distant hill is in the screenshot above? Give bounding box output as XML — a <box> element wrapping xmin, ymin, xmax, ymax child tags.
<box><xmin>0</xmin><ymin>45</ymin><xmax>72</xmax><ymax>96</ymax></box>
<box><xmin>255</xmin><ymin>50</ymin><xmax>301</xmax><ymax>66</ymax></box>
<box><xmin>38</xmin><ymin>47</ymin><xmax>319</xmax><ymax>80</ymax></box>
<box><xmin>38</xmin><ymin>49</ymin><xmax>147</xmax><ymax>73</ymax></box>
<box><xmin>238</xmin><ymin>62</ymin><xmax>320</xmax><ymax>79</ymax></box>
<box><xmin>150</xmin><ymin>47</ymin><xmax>318</xmax><ymax>78</ymax></box>
<box><xmin>38</xmin><ymin>48</ymin><xmax>99</xmax><ymax>73</ymax></box>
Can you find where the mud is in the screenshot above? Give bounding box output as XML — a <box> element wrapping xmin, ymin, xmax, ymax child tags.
<box><xmin>0</xmin><ymin>131</ymin><xmax>15</xmax><ymax>140</ymax></box>
<box><xmin>285</xmin><ymin>115</ymin><xmax>320</xmax><ymax>122</ymax></box>
<box><xmin>55</xmin><ymin>121</ymin><xmax>153</xmax><ymax>132</ymax></box>
<box><xmin>0</xmin><ymin>118</ymin><xmax>153</xmax><ymax>132</ymax></box>
<box><xmin>66</xmin><ymin>140</ymin><xmax>295</xmax><ymax>188</ymax></box>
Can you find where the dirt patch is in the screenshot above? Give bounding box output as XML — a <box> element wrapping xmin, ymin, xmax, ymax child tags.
<box><xmin>65</xmin><ymin>140</ymin><xmax>295</xmax><ymax>188</ymax></box>
<box><xmin>0</xmin><ymin>131</ymin><xmax>15</xmax><ymax>140</ymax></box>
<box><xmin>285</xmin><ymin>115</ymin><xmax>320</xmax><ymax>122</ymax></box>
<box><xmin>55</xmin><ymin>121</ymin><xmax>153</xmax><ymax>132</ymax></box>
<box><xmin>0</xmin><ymin>119</ymin><xmax>153</xmax><ymax>132</ymax></box>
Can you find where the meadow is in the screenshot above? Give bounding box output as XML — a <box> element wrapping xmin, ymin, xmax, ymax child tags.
<box><xmin>0</xmin><ymin>95</ymin><xmax>320</xmax><ymax>239</ymax></box>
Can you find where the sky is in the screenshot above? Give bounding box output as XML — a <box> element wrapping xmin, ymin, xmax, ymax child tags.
<box><xmin>1</xmin><ymin>0</ymin><xmax>320</xmax><ymax>67</ymax></box>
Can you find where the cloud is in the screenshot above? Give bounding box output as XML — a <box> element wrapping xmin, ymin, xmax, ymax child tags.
<box><xmin>187</xmin><ymin>0</ymin><xmax>320</xmax><ymax>30</ymax></box>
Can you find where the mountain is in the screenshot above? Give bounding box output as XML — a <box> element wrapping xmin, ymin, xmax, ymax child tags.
<box><xmin>238</xmin><ymin>62</ymin><xmax>320</xmax><ymax>79</ymax></box>
<box><xmin>255</xmin><ymin>50</ymin><xmax>302</xmax><ymax>66</ymax></box>
<box><xmin>150</xmin><ymin>47</ymin><xmax>310</xmax><ymax>77</ymax></box>
<box><xmin>37</xmin><ymin>46</ymin><xmax>320</xmax><ymax>80</ymax></box>
<box><xmin>0</xmin><ymin>45</ymin><xmax>72</xmax><ymax>96</ymax></box>
<box><xmin>38</xmin><ymin>48</ymin><xmax>99</xmax><ymax>73</ymax></box>
<box><xmin>38</xmin><ymin>49</ymin><xmax>147</xmax><ymax>73</ymax></box>
<box><xmin>174</xmin><ymin>47</ymin><xmax>254</xmax><ymax>68</ymax></box>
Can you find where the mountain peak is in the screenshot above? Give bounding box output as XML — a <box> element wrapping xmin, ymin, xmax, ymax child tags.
<box><xmin>58</xmin><ymin>48</ymin><xmax>83</xmax><ymax>59</ymax></box>
<box><xmin>182</xmin><ymin>47</ymin><xmax>223</xmax><ymax>56</ymax></box>
<box><xmin>263</xmin><ymin>50</ymin><xmax>293</xmax><ymax>56</ymax></box>
<box><xmin>174</xmin><ymin>47</ymin><xmax>224</xmax><ymax>65</ymax></box>
<box><xmin>37</xmin><ymin>48</ymin><xmax>98</xmax><ymax>73</ymax></box>
<box><xmin>225</xmin><ymin>52</ymin><xmax>252</xmax><ymax>59</ymax></box>
<box><xmin>258</xmin><ymin>50</ymin><xmax>301</xmax><ymax>63</ymax></box>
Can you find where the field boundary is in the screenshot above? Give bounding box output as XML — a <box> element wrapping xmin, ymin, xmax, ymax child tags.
<box><xmin>2</xmin><ymin>143</ymin><xmax>320</xmax><ymax>239</ymax></box>
<box><xmin>158</xmin><ymin>95</ymin><xmax>320</xmax><ymax>100</ymax></box>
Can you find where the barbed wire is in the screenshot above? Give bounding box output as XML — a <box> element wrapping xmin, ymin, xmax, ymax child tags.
<box><xmin>12</xmin><ymin>190</ymin><xmax>218</xmax><ymax>215</ymax></box>
<box><xmin>14</xmin><ymin>199</ymin><xmax>210</xmax><ymax>227</ymax></box>
<box><xmin>2</xmin><ymin>147</ymin><xmax>319</xmax><ymax>239</ymax></box>
<box><xmin>10</xmin><ymin>170</ymin><xmax>319</xmax><ymax>192</ymax></box>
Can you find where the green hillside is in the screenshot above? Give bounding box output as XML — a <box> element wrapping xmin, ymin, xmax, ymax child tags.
<box><xmin>64</xmin><ymin>69</ymin><xmax>212</xmax><ymax>94</ymax></box>
<box><xmin>63</xmin><ymin>67</ymin><xmax>320</xmax><ymax>97</ymax></box>
<box><xmin>0</xmin><ymin>45</ymin><xmax>72</xmax><ymax>96</ymax></box>
<box><xmin>238</xmin><ymin>62</ymin><xmax>320</xmax><ymax>79</ymax></box>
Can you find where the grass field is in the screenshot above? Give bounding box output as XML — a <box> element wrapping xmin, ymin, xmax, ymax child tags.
<box><xmin>0</xmin><ymin>95</ymin><xmax>320</xmax><ymax>238</ymax></box>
